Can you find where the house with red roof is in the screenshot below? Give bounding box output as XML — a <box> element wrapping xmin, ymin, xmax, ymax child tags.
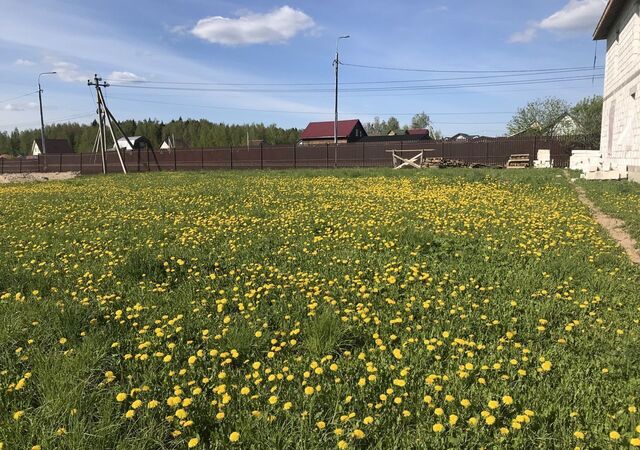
<box><xmin>299</xmin><ymin>119</ymin><xmax>367</xmax><ymax>145</ymax></box>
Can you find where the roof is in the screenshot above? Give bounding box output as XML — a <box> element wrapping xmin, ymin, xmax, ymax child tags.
<box><xmin>33</xmin><ymin>138</ymin><xmax>74</xmax><ymax>154</ymax></box>
<box><xmin>593</xmin><ymin>0</ymin><xmax>627</xmax><ymax>40</ymax></box>
<box><xmin>406</xmin><ymin>128</ymin><xmax>429</xmax><ymax>136</ymax></box>
<box><xmin>117</xmin><ymin>136</ymin><xmax>142</xmax><ymax>144</ymax></box>
<box><xmin>300</xmin><ymin>119</ymin><xmax>363</xmax><ymax>140</ymax></box>
<box><xmin>358</xmin><ymin>134</ymin><xmax>430</xmax><ymax>143</ymax></box>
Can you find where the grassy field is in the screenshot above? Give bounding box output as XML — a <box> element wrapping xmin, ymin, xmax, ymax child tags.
<box><xmin>579</xmin><ymin>179</ymin><xmax>640</xmax><ymax>250</ymax></box>
<box><xmin>1</xmin><ymin>169</ymin><xmax>639</xmax><ymax>450</ymax></box>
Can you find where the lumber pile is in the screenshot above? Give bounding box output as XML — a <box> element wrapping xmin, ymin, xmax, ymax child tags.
<box><xmin>505</xmin><ymin>154</ymin><xmax>530</xmax><ymax>169</ymax></box>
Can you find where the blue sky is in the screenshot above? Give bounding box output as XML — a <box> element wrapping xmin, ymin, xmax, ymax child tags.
<box><xmin>0</xmin><ymin>0</ymin><xmax>608</xmax><ymax>136</ymax></box>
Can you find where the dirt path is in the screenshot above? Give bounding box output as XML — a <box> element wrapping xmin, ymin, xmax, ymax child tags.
<box><xmin>568</xmin><ymin>176</ymin><xmax>640</xmax><ymax>264</ymax></box>
<box><xmin>0</xmin><ymin>172</ymin><xmax>79</xmax><ymax>184</ymax></box>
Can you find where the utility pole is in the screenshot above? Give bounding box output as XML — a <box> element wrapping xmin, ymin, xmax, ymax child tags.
<box><xmin>334</xmin><ymin>35</ymin><xmax>350</xmax><ymax>167</ymax></box>
<box><xmin>38</xmin><ymin>72</ymin><xmax>57</xmax><ymax>155</ymax></box>
<box><xmin>88</xmin><ymin>74</ymin><xmax>132</xmax><ymax>174</ymax></box>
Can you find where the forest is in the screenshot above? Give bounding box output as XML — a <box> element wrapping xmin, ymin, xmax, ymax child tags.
<box><xmin>0</xmin><ymin>119</ymin><xmax>301</xmax><ymax>155</ymax></box>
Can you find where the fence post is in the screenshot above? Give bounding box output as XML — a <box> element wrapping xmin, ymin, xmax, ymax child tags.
<box><xmin>260</xmin><ymin>143</ymin><xmax>263</xmax><ymax>170</ymax></box>
<box><xmin>485</xmin><ymin>141</ymin><xmax>489</xmax><ymax>164</ymax></box>
<box><xmin>59</xmin><ymin>154</ymin><xmax>62</xmax><ymax>172</ymax></box>
<box><xmin>230</xmin><ymin>146</ymin><xmax>233</xmax><ymax>169</ymax></box>
<box><xmin>293</xmin><ymin>144</ymin><xmax>297</xmax><ymax>169</ymax></box>
<box><xmin>362</xmin><ymin>142</ymin><xmax>365</xmax><ymax>167</ymax></box>
<box><xmin>19</xmin><ymin>158</ymin><xmax>22</xmax><ymax>173</ymax></box>
<box><xmin>533</xmin><ymin>136</ymin><xmax>538</xmax><ymax>162</ymax></box>
<box><xmin>326</xmin><ymin>144</ymin><xmax>329</xmax><ymax>168</ymax></box>
<box><xmin>174</xmin><ymin>149</ymin><xmax>177</xmax><ymax>171</ymax></box>
<box><xmin>80</xmin><ymin>153</ymin><xmax>83</xmax><ymax>174</ymax></box>
<box><xmin>147</xmin><ymin>148</ymin><xmax>150</xmax><ymax>171</ymax></box>
<box><xmin>201</xmin><ymin>147</ymin><xmax>204</xmax><ymax>170</ymax></box>
<box><xmin>1</xmin><ymin>157</ymin><xmax>3</xmax><ymax>174</ymax></box>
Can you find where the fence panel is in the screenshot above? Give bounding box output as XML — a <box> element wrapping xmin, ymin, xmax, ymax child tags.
<box><xmin>295</xmin><ymin>146</ymin><xmax>328</xmax><ymax>168</ymax></box>
<box><xmin>0</xmin><ymin>137</ymin><xmax>596</xmax><ymax>174</ymax></box>
<box><xmin>263</xmin><ymin>145</ymin><xmax>295</xmax><ymax>169</ymax></box>
<box><xmin>228</xmin><ymin>148</ymin><xmax>261</xmax><ymax>169</ymax></box>
<box><xmin>202</xmin><ymin>148</ymin><xmax>231</xmax><ymax>169</ymax></box>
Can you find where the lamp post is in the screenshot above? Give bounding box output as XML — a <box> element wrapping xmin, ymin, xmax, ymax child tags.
<box><xmin>38</xmin><ymin>71</ymin><xmax>57</xmax><ymax>155</ymax></box>
<box><xmin>334</xmin><ymin>35</ymin><xmax>350</xmax><ymax>164</ymax></box>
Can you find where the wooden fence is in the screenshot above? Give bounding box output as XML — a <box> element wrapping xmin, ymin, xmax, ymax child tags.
<box><xmin>0</xmin><ymin>137</ymin><xmax>581</xmax><ymax>175</ymax></box>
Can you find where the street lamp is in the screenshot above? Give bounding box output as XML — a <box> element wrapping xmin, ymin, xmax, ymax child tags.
<box><xmin>334</xmin><ymin>35</ymin><xmax>350</xmax><ymax>168</ymax></box>
<box><xmin>38</xmin><ymin>71</ymin><xmax>57</xmax><ymax>155</ymax></box>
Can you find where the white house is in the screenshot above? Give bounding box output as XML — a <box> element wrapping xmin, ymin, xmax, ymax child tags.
<box><xmin>110</xmin><ymin>136</ymin><xmax>153</xmax><ymax>151</ymax></box>
<box><xmin>593</xmin><ymin>0</ymin><xmax>640</xmax><ymax>181</ymax></box>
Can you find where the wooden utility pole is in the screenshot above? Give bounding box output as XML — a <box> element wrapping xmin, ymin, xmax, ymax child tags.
<box><xmin>88</xmin><ymin>74</ymin><xmax>131</xmax><ymax>174</ymax></box>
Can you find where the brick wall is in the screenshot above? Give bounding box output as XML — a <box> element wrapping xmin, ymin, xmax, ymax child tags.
<box><xmin>600</xmin><ymin>0</ymin><xmax>640</xmax><ymax>171</ymax></box>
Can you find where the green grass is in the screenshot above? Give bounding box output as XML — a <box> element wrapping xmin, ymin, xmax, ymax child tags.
<box><xmin>0</xmin><ymin>168</ymin><xmax>639</xmax><ymax>449</ymax></box>
<box><xmin>579</xmin><ymin>179</ymin><xmax>640</xmax><ymax>250</ymax></box>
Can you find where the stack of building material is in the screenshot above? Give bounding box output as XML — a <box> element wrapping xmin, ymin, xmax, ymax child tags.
<box><xmin>570</xmin><ymin>150</ymin><xmax>601</xmax><ymax>174</ymax></box>
<box><xmin>506</xmin><ymin>154</ymin><xmax>530</xmax><ymax>169</ymax></box>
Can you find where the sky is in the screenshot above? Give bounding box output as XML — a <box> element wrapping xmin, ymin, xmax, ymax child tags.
<box><xmin>0</xmin><ymin>0</ymin><xmax>609</xmax><ymax>137</ymax></box>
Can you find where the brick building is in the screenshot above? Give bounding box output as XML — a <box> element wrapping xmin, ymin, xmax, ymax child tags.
<box><xmin>594</xmin><ymin>0</ymin><xmax>640</xmax><ymax>180</ymax></box>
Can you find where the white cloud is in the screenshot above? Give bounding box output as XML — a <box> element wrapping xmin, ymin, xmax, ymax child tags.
<box><xmin>191</xmin><ymin>6</ymin><xmax>316</xmax><ymax>45</ymax></box>
<box><xmin>4</xmin><ymin>101</ymin><xmax>38</xmax><ymax>112</ymax></box>
<box><xmin>539</xmin><ymin>0</ymin><xmax>606</xmax><ymax>31</ymax></box>
<box><xmin>14</xmin><ymin>58</ymin><xmax>35</xmax><ymax>66</ymax></box>
<box><xmin>508</xmin><ymin>27</ymin><xmax>538</xmax><ymax>44</ymax></box>
<box><xmin>50</xmin><ymin>60</ymin><xmax>90</xmax><ymax>82</ymax></box>
<box><xmin>107</xmin><ymin>71</ymin><xmax>146</xmax><ymax>82</ymax></box>
<box><xmin>509</xmin><ymin>0</ymin><xmax>606</xmax><ymax>43</ymax></box>
<box><xmin>424</xmin><ymin>6</ymin><xmax>448</xmax><ymax>13</ymax></box>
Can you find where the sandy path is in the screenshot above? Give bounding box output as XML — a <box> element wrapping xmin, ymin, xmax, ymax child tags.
<box><xmin>0</xmin><ymin>172</ymin><xmax>79</xmax><ymax>184</ymax></box>
<box><xmin>570</xmin><ymin>179</ymin><xmax>640</xmax><ymax>264</ymax></box>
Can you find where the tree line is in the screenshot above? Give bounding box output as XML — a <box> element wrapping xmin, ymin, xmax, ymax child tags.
<box><xmin>0</xmin><ymin>119</ymin><xmax>301</xmax><ymax>155</ymax></box>
<box><xmin>363</xmin><ymin>112</ymin><xmax>443</xmax><ymax>139</ymax></box>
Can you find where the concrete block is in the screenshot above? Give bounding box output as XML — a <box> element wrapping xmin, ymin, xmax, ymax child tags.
<box><xmin>584</xmin><ymin>170</ymin><xmax>626</xmax><ymax>181</ymax></box>
<box><xmin>629</xmin><ymin>166</ymin><xmax>640</xmax><ymax>183</ymax></box>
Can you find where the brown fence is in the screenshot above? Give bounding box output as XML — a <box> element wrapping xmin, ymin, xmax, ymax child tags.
<box><xmin>0</xmin><ymin>137</ymin><xmax>581</xmax><ymax>175</ymax></box>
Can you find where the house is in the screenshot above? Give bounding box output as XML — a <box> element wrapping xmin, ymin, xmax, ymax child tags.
<box><xmin>446</xmin><ymin>133</ymin><xmax>493</xmax><ymax>141</ymax></box>
<box><xmin>593</xmin><ymin>0</ymin><xmax>640</xmax><ymax>180</ymax></box>
<box><xmin>111</xmin><ymin>136</ymin><xmax>153</xmax><ymax>151</ymax></box>
<box><xmin>31</xmin><ymin>138</ymin><xmax>74</xmax><ymax>156</ymax></box>
<box><xmin>299</xmin><ymin>119</ymin><xmax>367</xmax><ymax>145</ymax></box>
<box><xmin>406</xmin><ymin>128</ymin><xmax>430</xmax><ymax>137</ymax></box>
<box><xmin>359</xmin><ymin>132</ymin><xmax>430</xmax><ymax>143</ymax></box>
<box><xmin>509</xmin><ymin>112</ymin><xmax>582</xmax><ymax>138</ymax></box>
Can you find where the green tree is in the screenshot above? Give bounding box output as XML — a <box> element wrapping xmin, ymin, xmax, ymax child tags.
<box><xmin>507</xmin><ymin>97</ymin><xmax>570</xmax><ymax>136</ymax></box>
<box><xmin>386</xmin><ymin>117</ymin><xmax>400</xmax><ymax>134</ymax></box>
<box><xmin>571</xmin><ymin>95</ymin><xmax>603</xmax><ymax>137</ymax></box>
<box><xmin>411</xmin><ymin>112</ymin><xmax>432</xmax><ymax>129</ymax></box>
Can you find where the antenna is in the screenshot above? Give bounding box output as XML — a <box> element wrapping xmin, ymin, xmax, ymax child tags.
<box><xmin>592</xmin><ymin>41</ymin><xmax>598</xmax><ymax>86</ymax></box>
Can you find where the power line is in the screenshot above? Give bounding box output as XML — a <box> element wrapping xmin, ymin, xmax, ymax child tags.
<box><xmin>0</xmin><ymin>91</ymin><xmax>39</xmax><ymax>104</ymax></box>
<box><xmin>340</xmin><ymin>62</ymin><xmax>605</xmax><ymax>74</ymax></box>
<box><xmin>108</xmin><ymin>74</ymin><xmax>603</xmax><ymax>94</ymax></box>
<box><xmin>107</xmin><ymin>94</ymin><xmax>516</xmax><ymax>117</ymax></box>
<box><xmin>103</xmin><ymin>67</ymin><xmax>603</xmax><ymax>87</ymax></box>
<box><xmin>0</xmin><ymin>112</ymin><xmax>94</xmax><ymax>129</ymax></box>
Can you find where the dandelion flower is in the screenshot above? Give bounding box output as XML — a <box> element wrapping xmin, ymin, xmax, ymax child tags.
<box><xmin>609</xmin><ymin>431</ymin><xmax>621</xmax><ymax>441</ymax></box>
